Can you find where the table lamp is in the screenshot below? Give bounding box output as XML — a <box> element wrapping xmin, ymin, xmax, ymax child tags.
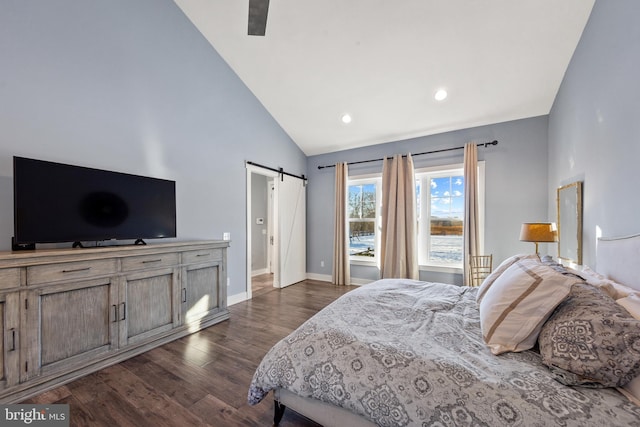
<box><xmin>519</xmin><ymin>222</ymin><xmax>558</xmax><ymax>255</ymax></box>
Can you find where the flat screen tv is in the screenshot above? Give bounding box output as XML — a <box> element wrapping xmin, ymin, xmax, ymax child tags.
<box><xmin>13</xmin><ymin>156</ymin><xmax>176</xmax><ymax>246</ymax></box>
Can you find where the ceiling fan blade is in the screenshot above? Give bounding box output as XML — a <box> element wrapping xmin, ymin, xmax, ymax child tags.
<box><xmin>248</xmin><ymin>0</ymin><xmax>269</xmax><ymax>36</ymax></box>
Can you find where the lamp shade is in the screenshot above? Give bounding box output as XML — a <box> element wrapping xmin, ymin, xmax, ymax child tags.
<box><xmin>519</xmin><ymin>222</ymin><xmax>558</xmax><ymax>243</ymax></box>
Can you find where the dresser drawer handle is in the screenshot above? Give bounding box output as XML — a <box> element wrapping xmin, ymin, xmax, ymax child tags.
<box><xmin>142</xmin><ymin>259</ymin><xmax>162</xmax><ymax>264</ymax></box>
<box><xmin>62</xmin><ymin>267</ymin><xmax>91</xmax><ymax>273</ymax></box>
<box><xmin>196</xmin><ymin>253</ymin><xmax>210</xmax><ymax>257</ymax></box>
<box><xmin>10</xmin><ymin>329</ymin><xmax>16</xmax><ymax>352</ymax></box>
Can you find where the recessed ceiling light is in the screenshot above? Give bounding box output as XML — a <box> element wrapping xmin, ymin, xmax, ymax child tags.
<box><xmin>434</xmin><ymin>89</ymin><xmax>448</xmax><ymax>101</ymax></box>
<box><xmin>341</xmin><ymin>114</ymin><xmax>352</xmax><ymax>124</ymax></box>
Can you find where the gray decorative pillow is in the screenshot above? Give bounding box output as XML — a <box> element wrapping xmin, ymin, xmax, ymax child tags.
<box><xmin>538</xmin><ymin>283</ymin><xmax>640</xmax><ymax>387</ymax></box>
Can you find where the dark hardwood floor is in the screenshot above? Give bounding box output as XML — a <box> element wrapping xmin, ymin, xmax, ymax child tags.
<box><xmin>23</xmin><ymin>280</ymin><xmax>357</xmax><ymax>426</ymax></box>
<box><xmin>252</xmin><ymin>272</ymin><xmax>276</xmax><ymax>298</ymax></box>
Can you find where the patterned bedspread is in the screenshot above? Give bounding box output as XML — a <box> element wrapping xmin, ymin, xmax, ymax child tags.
<box><xmin>248</xmin><ymin>279</ymin><xmax>640</xmax><ymax>426</ymax></box>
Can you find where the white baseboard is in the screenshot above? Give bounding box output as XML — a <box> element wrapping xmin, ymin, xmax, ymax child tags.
<box><xmin>350</xmin><ymin>277</ymin><xmax>374</xmax><ymax>286</ymax></box>
<box><xmin>228</xmin><ymin>291</ymin><xmax>248</xmax><ymax>306</ymax></box>
<box><xmin>251</xmin><ymin>268</ymin><xmax>269</xmax><ymax>277</ymax></box>
<box><xmin>306</xmin><ymin>273</ymin><xmax>331</xmax><ymax>282</ymax></box>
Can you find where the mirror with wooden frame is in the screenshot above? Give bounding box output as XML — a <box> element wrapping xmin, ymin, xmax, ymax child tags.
<box><xmin>557</xmin><ymin>181</ymin><xmax>583</xmax><ymax>264</ymax></box>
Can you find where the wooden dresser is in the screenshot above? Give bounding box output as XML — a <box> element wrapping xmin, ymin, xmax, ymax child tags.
<box><xmin>0</xmin><ymin>240</ymin><xmax>229</xmax><ymax>403</ymax></box>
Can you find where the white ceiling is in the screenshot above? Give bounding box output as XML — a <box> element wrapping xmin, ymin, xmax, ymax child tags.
<box><xmin>174</xmin><ymin>0</ymin><xmax>594</xmax><ymax>156</ymax></box>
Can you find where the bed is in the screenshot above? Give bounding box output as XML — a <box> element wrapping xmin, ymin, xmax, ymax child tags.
<box><xmin>248</xmin><ymin>235</ymin><xmax>640</xmax><ymax>426</ymax></box>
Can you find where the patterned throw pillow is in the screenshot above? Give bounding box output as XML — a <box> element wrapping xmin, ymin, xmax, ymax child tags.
<box><xmin>616</xmin><ymin>294</ymin><xmax>640</xmax><ymax>402</ymax></box>
<box><xmin>478</xmin><ymin>257</ymin><xmax>577</xmax><ymax>355</ymax></box>
<box><xmin>538</xmin><ymin>283</ymin><xmax>640</xmax><ymax>387</ymax></box>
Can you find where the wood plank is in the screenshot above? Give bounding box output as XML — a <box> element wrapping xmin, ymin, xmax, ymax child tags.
<box><xmin>117</xmin><ymin>353</ymin><xmax>209</xmax><ymax>409</ymax></box>
<box><xmin>189</xmin><ymin>393</ymin><xmax>262</xmax><ymax>427</ymax></box>
<box><xmin>95</xmin><ymin>363</ymin><xmax>205</xmax><ymax>411</ymax></box>
<box><xmin>63</xmin><ymin>395</ymin><xmax>101</xmax><ymax>427</ymax></box>
<box><xmin>23</xmin><ymin>280</ymin><xmax>356</xmax><ymax>426</ymax></box>
<box><xmin>21</xmin><ymin>384</ymin><xmax>72</xmax><ymax>404</ymax></box>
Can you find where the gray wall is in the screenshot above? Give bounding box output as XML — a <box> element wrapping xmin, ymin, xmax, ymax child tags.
<box><xmin>307</xmin><ymin>116</ymin><xmax>550</xmax><ymax>284</ymax></box>
<box><xmin>0</xmin><ymin>0</ymin><xmax>306</xmax><ymax>297</ymax></box>
<box><xmin>548</xmin><ymin>0</ymin><xmax>640</xmax><ymax>268</ymax></box>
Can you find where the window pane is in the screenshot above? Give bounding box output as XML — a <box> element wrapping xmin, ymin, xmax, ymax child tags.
<box><xmin>429</xmin><ymin>234</ymin><xmax>463</xmax><ymax>264</ymax></box>
<box><xmin>349</xmin><ymin>221</ymin><xmax>375</xmax><ymax>257</ymax></box>
<box><xmin>428</xmin><ymin>175</ymin><xmax>464</xmax><ymax>265</ymax></box>
<box><xmin>452</xmin><ymin>175</ymin><xmax>464</xmax><ymax>197</ymax></box>
<box><xmin>415</xmin><ymin>179</ymin><xmax>421</xmax><ymax>220</ymax></box>
<box><xmin>430</xmin><ymin>177</ymin><xmax>450</xmax><ymax>198</ymax></box>
<box><xmin>348</xmin><ymin>184</ymin><xmax>376</xmax><ymax>219</ymax></box>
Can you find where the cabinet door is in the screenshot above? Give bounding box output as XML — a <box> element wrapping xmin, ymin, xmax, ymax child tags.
<box><xmin>182</xmin><ymin>262</ymin><xmax>223</xmax><ymax>325</ymax></box>
<box><xmin>0</xmin><ymin>292</ymin><xmax>20</xmax><ymax>389</ymax></box>
<box><xmin>23</xmin><ymin>278</ymin><xmax>119</xmax><ymax>381</ymax></box>
<box><xmin>119</xmin><ymin>268</ymin><xmax>179</xmax><ymax>347</ymax></box>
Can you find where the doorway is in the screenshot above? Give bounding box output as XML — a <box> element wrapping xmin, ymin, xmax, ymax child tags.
<box><xmin>246</xmin><ymin>164</ymin><xmax>306</xmax><ymax>300</ymax></box>
<box><xmin>248</xmin><ymin>171</ymin><xmax>275</xmax><ymax>298</ymax></box>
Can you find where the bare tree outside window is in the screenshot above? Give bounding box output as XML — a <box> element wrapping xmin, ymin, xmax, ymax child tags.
<box><xmin>348</xmin><ymin>183</ymin><xmax>376</xmax><ymax>257</ymax></box>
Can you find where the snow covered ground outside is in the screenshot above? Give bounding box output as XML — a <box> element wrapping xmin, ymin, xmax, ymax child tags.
<box><xmin>350</xmin><ymin>235</ymin><xmax>462</xmax><ymax>264</ymax></box>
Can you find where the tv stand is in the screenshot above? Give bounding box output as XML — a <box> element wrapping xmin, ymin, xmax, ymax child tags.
<box><xmin>134</xmin><ymin>238</ymin><xmax>146</xmax><ymax>245</ymax></box>
<box><xmin>72</xmin><ymin>241</ymin><xmax>84</xmax><ymax>248</ymax></box>
<box><xmin>0</xmin><ymin>240</ymin><xmax>229</xmax><ymax>403</ymax></box>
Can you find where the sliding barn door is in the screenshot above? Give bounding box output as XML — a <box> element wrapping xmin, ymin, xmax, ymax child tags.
<box><xmin>277</xmin><ymin>175</ymin><xmax>306</xmax><ymax>288</ymax></box>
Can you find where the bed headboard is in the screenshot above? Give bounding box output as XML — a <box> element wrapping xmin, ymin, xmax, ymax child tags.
<box><xmin>597</xmin><ymin>233</ymin><xmax>640</xmax><ymax>291</ymax></box>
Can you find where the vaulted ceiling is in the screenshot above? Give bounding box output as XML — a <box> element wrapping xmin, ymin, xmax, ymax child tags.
<box><xmin>174</xmin><ymin>0</ymin><xmax>595</xmax><ymax>156</ymax></box>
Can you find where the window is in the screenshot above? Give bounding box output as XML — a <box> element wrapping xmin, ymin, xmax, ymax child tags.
<box><xmin>347</xmin><ymin>178</ymin><xmax>380</xmax><ymax>261</ymax></box>
<box><xmin>416</xmin><ymin>163</ymin><xmax>484</xmax><ymax>269</ymax></box>
<box><xmin>347</xmin><ymin>162</ymin><xmax>483</xmax><ymax>269</ymax></box>
<box><xmin>416</xmin><ymin>169</ymin><xmax>464</xmax><ymax>267</ymax></box>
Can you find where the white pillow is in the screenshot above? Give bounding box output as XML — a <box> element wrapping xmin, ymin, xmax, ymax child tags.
<box><xmin>478</xmin><ymin>257</ymin><xmax>577</xmax><ymax>355</ymax></box>
<box><xmin>600</xmin><ymin>279</ymin><xmax>637</xmax><ymax>300</ymax></box>
<box><xmin>476</xmin><ymin>254</ymin><xmax>538</xmax><ymax>304</ymax></box>
<box><xmin>571</xmin><ymin>265</ymin><xmax>636</xmax><ymax>299</ymax></box>
<box><xmin>576</xmin><ymin>265</ymin><xmax>606</xmax><ymax>284</ymax></box>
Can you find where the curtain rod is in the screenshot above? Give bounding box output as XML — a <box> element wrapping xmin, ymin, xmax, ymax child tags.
<box><xmin>246</xmin><ymin>161</ymin><xmax>307</xmax><ymax>182</ymax></box>
<box><xmin>316</xmin><ymin>140</ymin><xmax>498</xmax><ymax>170</ymax></box>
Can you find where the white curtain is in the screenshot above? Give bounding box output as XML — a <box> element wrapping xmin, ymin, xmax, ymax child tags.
<box><xmin>380</xmin><ymin>154</ymin><xmax>418</xmax><ymax>279</ymax></box>
<box><xmin>332</xmin><ymin>162</ymin><xmax>350</xmax><ymax>285</ymax></box>
<box><xmin>463</xmin><ymin>143</ymin><xmax>480</xmax><ymax>286</ymax></box>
